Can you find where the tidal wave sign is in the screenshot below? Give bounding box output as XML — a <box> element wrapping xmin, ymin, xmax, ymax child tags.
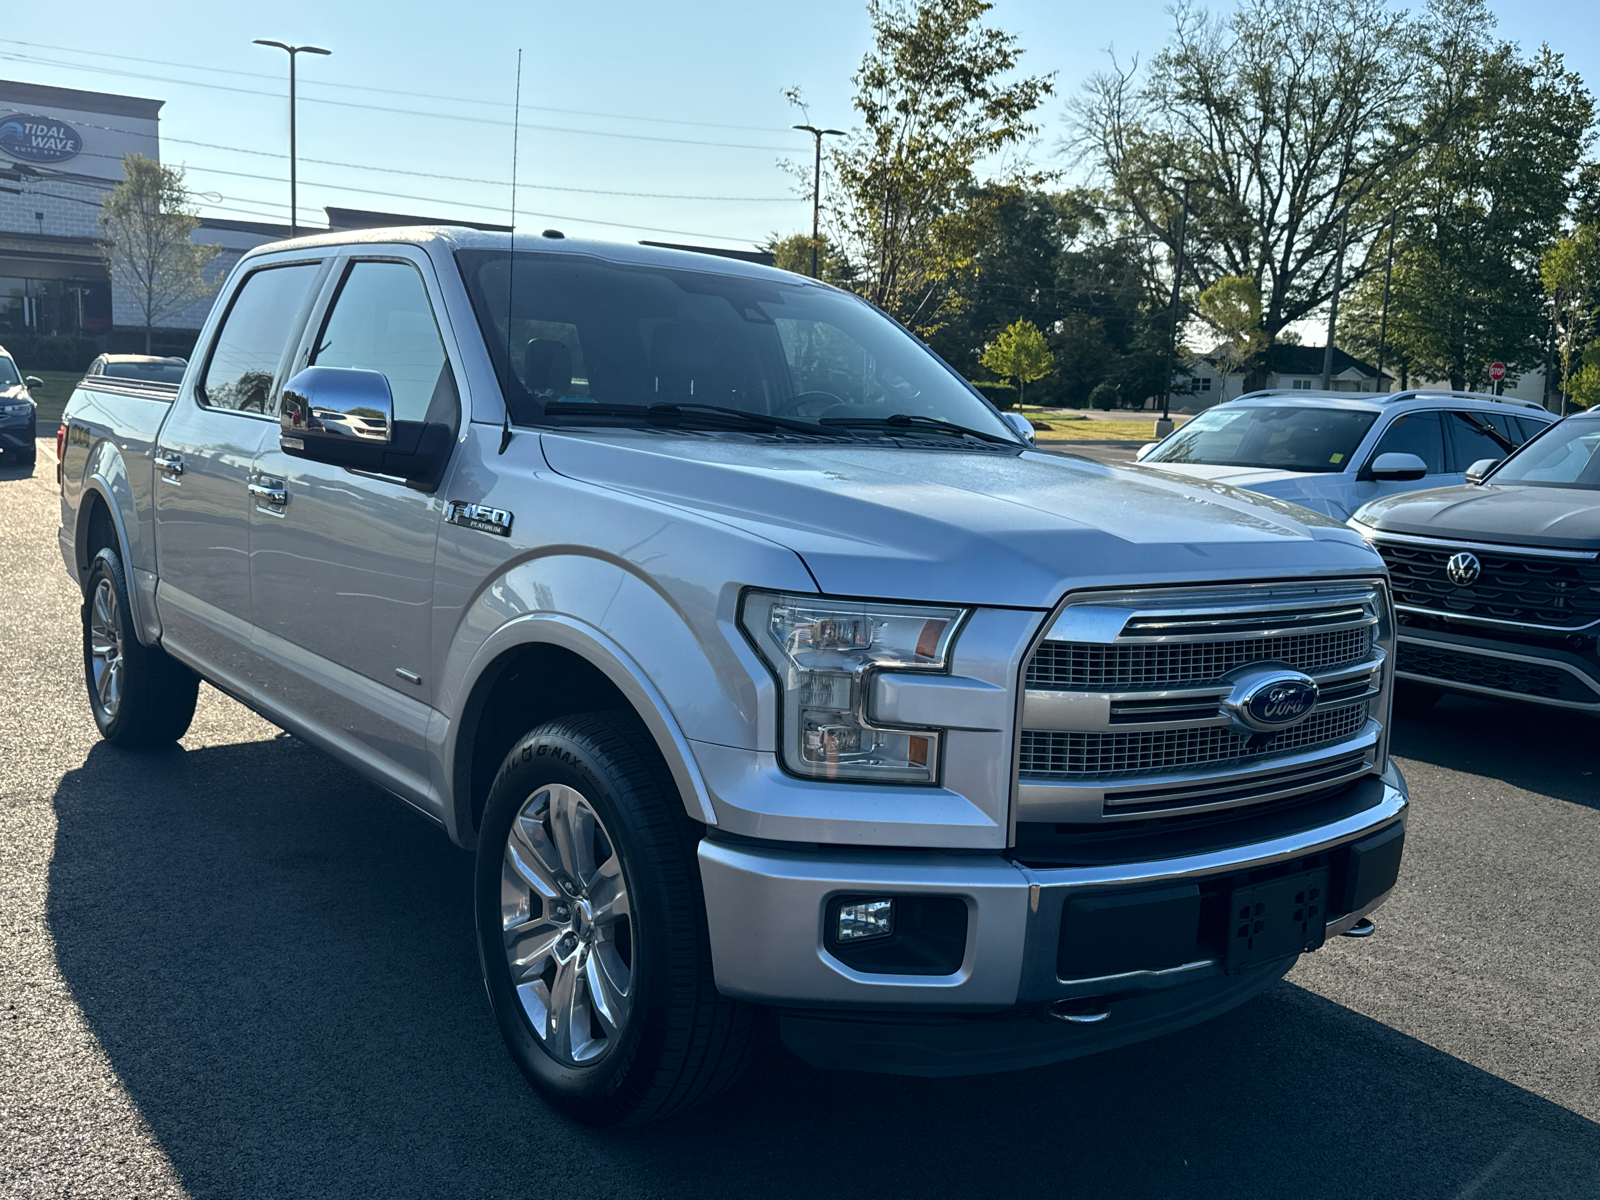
<box><xmin>0</xmin><ymin>113</ymin><xmax>82</xmax><ymax>164</ymax></box>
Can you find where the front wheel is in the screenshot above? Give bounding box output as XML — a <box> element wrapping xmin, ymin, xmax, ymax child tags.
<box><xmin>475</xmin><ymin>712</ymin><xmax>760</xmax><ymax>1126</ymax></box>
<box><xmin>82</xmin><ymin>546</ymin><xmax>198</xmax><ymax>747</ymax></box>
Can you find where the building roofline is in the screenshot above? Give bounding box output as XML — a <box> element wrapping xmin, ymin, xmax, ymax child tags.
<box><xmin>0</xmin><ymin>79</ymin><xmax>164</xmax><ymax>120</ymax></box>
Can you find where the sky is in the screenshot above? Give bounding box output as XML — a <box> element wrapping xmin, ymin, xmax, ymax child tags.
<box><xmin>2</xmin><ymin>0</ymin><xmax>1596</xmax><ymax>250</ymax></box>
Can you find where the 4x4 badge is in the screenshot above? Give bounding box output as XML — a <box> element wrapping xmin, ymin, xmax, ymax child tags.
<box><xmin>446</xmin><ymin>501</ymin><xmax>513</xmax><ymax>537</ymax></box>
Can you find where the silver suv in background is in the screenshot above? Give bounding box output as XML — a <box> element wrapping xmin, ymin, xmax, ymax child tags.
<box><xmin>1136</xmin><ymin>390</ymin><xmax>1556</xmax><ymax>520</ymax></box>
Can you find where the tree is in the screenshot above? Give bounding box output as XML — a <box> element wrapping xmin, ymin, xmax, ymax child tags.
<box><xmin>980</xmin><ymin>319</ymin><xmax>1053</xmax><ymax>404</ymax></box>
<box><xmin>827</xmin><ymin>0</ymin><xmax>1054</xmax><ymax>333</ymax></box>
<box><xmin>1541</xmin><ymin>224</ymin><xmax>1600</xmax><ymax>411</ymax></box>
<box><xmin>1342</xmin><ymin>44</ymin><xmax>1594</xmax><ymax>390</ymax></box>
<box><xmin>764</xmin><ymin>231</ymin><xmax>854</xmax><ymax>285</ymax></box>
<box><xmin>99</xmin><ymin>154</ymin><xmax>221</xmax><ymax>352</ymax></box>
<box><xmin>1075</xmin><ymin>0</ymin><xmax>1484</xmax><ymax>346</ymax></box>
<box><xmin>1195</xmin><ymin>275</ymin><xmax>1267</xmax><ymax>399</ymax></box>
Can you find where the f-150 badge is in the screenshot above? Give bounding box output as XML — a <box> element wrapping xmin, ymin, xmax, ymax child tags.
<box><xmin>446</xmin><ymin>501</ymin><xmax>514</xmax><ymax>537</ymax></box>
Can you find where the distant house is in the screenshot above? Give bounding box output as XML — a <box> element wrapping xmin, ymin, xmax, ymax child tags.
<box><xmin>1169</xmin><ymin>345</ymin><xmax>1390</xmax><ymax>411</ymax></box>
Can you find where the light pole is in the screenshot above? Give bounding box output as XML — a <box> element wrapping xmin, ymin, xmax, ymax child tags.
<box><xmin>1160</xmin><ymin>179</ymin><xmax>1202</xmax><ymax>432</ymax></box>
<box><xmin>792</xmin><ymin>124</ymin><xmax>844</xmax><ymax>277</ymax></box>
<box><xmin>253</xmin><ymin>39</ymin><xmax>331</xmax><ymax>238</ymax></box>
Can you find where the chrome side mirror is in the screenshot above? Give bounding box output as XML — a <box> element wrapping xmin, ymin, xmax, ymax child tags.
<box><xmin>1001</xmin><ymin>411</ymin><xmax>1036</xmax><ymax>446</ymax></box>
<box><xmin>1464</xmin><ymin>457</ymin><xmax>1502</xmax><ymax>484</ymax></box>
<box><xmin>280</xmin><ymin>366</ymin><xmax>393</xmax><ymax>446</ymax></box>
<box><xmin>1364</xmin><ymin>451</ymin><xmax>1429</xmax><ymax>482</ymax></box>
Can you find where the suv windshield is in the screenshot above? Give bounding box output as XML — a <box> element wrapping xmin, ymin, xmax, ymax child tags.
<box><xmin>103</xmin><ymin>361</ymin><xmax>186</xmax><ymax>384</ymax></box>
<box><xmin>1146</xmin><ymin>405</ymin><xmax>1379</xmax><ymax>473</ymax></box>
<box><xmin>0</xmin><ymin>357</ymin><xmax>20</xmax><ymax>387</ymax></box>
<box><xmin>455</xmin><ymin>250</ymin><xmax>1016</xmax><ymax>445</ymax></box>
<box><xmin>1489</xmin><ymin>417</ymin><xmax>1600</xmax><ymax>488</ymax></box>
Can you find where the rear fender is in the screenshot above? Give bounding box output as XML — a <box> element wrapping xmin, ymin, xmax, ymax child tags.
<box><xmin>76</xmin><ymin>466</ymin><xmax>160</xmax><ymax>647</ymax></box>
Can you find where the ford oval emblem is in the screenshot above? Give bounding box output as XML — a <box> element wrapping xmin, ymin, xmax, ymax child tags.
<box><xmin>0</xmin><ymin>113</ymin><xmax>83</xmax><ymax>164</ymax></box>
<box><xmin>1225</xmin><ymin>670</ymin><xmax>1320</xmax><ymax>733</ymax></box>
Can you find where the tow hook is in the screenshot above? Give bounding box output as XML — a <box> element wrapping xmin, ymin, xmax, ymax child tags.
<box><xmin>1048</xmin><ymin>999</ymin><xmax>1111</xmax><ymax>1024</ymax></box>
<box><xmin>1342</xmin><ymin>917</ymin><xmax>1376</xmax><ymax>938</ymax></box>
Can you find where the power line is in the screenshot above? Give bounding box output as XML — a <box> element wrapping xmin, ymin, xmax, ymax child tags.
<box><xmin>0</xmin><ymin>52</ymin><xmax>801</xmax><ymax>151</ymax></box>
<box><xmin>5</xmin><ymin>38</ymin><xmax>792</xmax><ymax>133</ymax></box>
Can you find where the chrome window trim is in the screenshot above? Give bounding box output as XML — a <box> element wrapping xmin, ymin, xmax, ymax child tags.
<box><xmin>1394</xmin><ymin>603</ymin><xmax>1600</xmax><ymax>635</ymax></box>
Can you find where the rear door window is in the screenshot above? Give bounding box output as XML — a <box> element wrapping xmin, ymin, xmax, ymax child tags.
<box><xmin>1444</xmin><ymin>410</ymin><xmax>1518</xmax><ymax>471</ymax></box>
<box><xmin>311</xmin><ymin>260</ymin><xmax>458</xmax><ymax>427</ymax></box>
<box><xmin>200</xmin><ymin>264</ymin><xmax>321</xmax><ymax>413</ymax></box>
<box><xmin>1369</xmin><ymin>411</ymin><xmax>1445</xmax><ymax>473</ymax></box>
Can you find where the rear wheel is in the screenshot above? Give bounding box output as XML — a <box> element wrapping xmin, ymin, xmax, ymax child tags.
<box><xmin>1392</xmin><ymin>680</ymin><xmax>1443</xmax><ymax>717</ymax></box>
<box><xmin>475</xmin><ymin>712</ymin><xmax>760</xmax><ymax>1126</ymax></box>
<box><xmin>82</xmin><ymin>546</ymin><xmax>199</xmax><ymax>747</ymax></box>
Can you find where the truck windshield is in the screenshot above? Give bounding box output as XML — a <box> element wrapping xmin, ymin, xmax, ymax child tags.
<box><xmin>455</xmin><ymin>249</ymin><xmax>1016</xmax><ymax>445</ymax></box>
<box><xmin>1488</xmin><ymin>417</ymin><xmax>1600</xmax><ymax>488</ymax></box>
<box><xmin>1145</xmin><ymin>405</ymin><xmax>1379</xmax><ymax>473</ymax></box>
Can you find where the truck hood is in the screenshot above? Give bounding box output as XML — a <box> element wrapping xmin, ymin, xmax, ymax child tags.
<box><xmin>540</xmin><ymin>433</ymin><xmax>1381</xmax><ymax>607</ymax></box>
<box><xmin>1357</xmin><ymin>483</ymin><xmax>1600</xmax><ymax>551</ymax></box>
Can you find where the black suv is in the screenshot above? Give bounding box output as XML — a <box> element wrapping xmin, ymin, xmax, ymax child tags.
<box><xmin>0</xmin><ymin>347</ymin><xmax>42</xmax><ymax>467</ymax></box>
<box><xmin>1349</xmin><ymin>410</ymin><xmax>1600</xmax><ymax>715</ymax></box>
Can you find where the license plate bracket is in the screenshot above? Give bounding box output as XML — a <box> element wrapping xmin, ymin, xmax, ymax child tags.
<box><xmin>1225</xmin><ymin>867</ymin><xmax>1329</xmax><ymax>972</ymax></box>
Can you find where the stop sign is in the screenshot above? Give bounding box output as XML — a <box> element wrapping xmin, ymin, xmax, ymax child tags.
<box><xmin>1489</xmin><ymin>362</ymin><xmax>1506</xmax><ymax>382</ymax></box>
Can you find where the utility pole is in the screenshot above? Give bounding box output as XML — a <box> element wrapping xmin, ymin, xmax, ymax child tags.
<box><xmin>1160</xmin><ymin>179</ymin><xmax>1200</xmax><ymax>432</ymax></box>
<box><xmin>792</xmin><ymin>124</ymin><xmax>844</xmax><ymax>278</ymax></box>
<box><xmin>254</xmin><ymin>39</ymin><xmax>332</xmax><ymax>238</ymax></box>
<box><xmin>1321</xmin><ymin>207</ymin><xmax>1350</xmax><ymax>390</ymax></box>
<box><xmin>1374</xmin><ymin>209</ymin><xmax>1398</xmax><ymax>393</ymax></box>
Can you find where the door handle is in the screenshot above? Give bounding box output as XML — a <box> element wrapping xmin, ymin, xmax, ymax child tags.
<box><xmin>248</xmin><ymin>481</ymin><xmax>289</xmax><ymax>509</ymax></box>
<box><xmin>154</xmin><ymin>453</ymin><xmax>183</xmax><ymax>482</ymax></box>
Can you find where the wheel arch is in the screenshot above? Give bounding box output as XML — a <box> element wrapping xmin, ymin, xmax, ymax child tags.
<box><xmin>446</xmin><ymin>615</ymin><xmax>718</xmax><ymax>850</ymax></box>
<box><xmin>74</xmin><ymin>477</ymin><xmax>158</xmax><ymax>646</ymax></box>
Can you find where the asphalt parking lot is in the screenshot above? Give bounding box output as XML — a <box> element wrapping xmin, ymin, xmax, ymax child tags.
<box><xmin>3</xmin><ymin>442</ymin><xmax>1598</xmax><ymax>1199</ymax></box>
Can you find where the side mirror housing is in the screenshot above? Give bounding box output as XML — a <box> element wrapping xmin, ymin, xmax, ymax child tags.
<box><xmin>1135</xmin><ymin>442</ymin><xmax>1158</xmax><ymax>461</ymax></box>
<box><xmin>1001</xmin><ymin>411</ymin><xmax>1036</xmax><ymax>446</ymax></box>
<box><xmin>280</xmin><ymin>366</ymin><xmax>451</xmax><ymax>490</ymax></box>
<box><xmin>1364</xmin><ymin>451</ymin><xmax>1429</xmax><ymax>482</ymax></box>
<box><xmin>1464</xmin><ymin>456</ymin><xmax>1502</xmax><ymax>484</ymax></box>
<box><xmin>24</xmin><ymin>375</ymin><xmax>42</xmax><ymax>388</ymax></box>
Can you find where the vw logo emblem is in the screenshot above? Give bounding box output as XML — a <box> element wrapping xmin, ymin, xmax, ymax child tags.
<box><xmin>1445</xmin><ymin>551</ymin><xmax>1481</xmax><ymax>587</ymax></box>
<box><xmin>1224</xmin><ymin>670</ymin><xmax>1321</xmax><ymax>733</ymax></box>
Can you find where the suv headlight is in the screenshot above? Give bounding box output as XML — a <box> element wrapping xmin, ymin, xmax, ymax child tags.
<box><xmin>740</xmin><ymin>591</ymin><xmax>967</xmax><ymax>784</ymax></box>
<box><xmin>1</xmin><ymin>402</ymin><xmax>31</xmax><ymax>417</ymax></box>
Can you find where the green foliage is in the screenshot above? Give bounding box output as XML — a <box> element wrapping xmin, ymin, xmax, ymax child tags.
<box><xmin>1541</xmin><ymin>224</ymin><xmax>1600</xmax><ymax>410</ymax></box>
<box><xmin>99</xmin><ymin>154</ymin><xmax>221</xmax><ymax>352</ymax></box>
<box><xmin>0</xmin><ymin>332</ymin><xmax>100</xmax><ymax>373</ymax></box>
<box><xmin>1087</xmin><ymin>381</ymin><xmax>1121</xmax><ymax>411</ymax></box>
<box><xmin>968</xmin><ymin>379</ymin><xmax>1017</xmax><ymax>409</ymax></box>
<box><xmin>980</xmin><ymin>319</ymin><xmax>1054</xmax><ymax>405</ymax></box>
<box><xmin>1343</xmin><ymin>44</ymin><xmax>1594</xmax><ymax>390</ymax></box>
<box><xmin>1077</xmin><ymin>0</ymin><xmax>1488</xmax><ymax>344</ymax></box>
<box><xmin>765</xmin><ymin>231</ymin><xmax>853</xmax><ymax>284</ymax></box>
<box><xmin>828</xmin><ymin>0</ymin><xmax>1054</xmax><ymax>333</ymax></box>
<box><xmin>1196</xmin><ymin>275</ymin><xmax>1267</xmax><ymax>394</ymax></box>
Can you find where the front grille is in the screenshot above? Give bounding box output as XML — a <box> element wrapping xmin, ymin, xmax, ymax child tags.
<box><xmin>1019</xmin><ymin>702</ymin><xmax>1370</xmax><ymax>778</ymax></box>
<box><xmin>1027</xmin><ymin>626</ymin><xmax>1372</xmax><ymax>690</ymax></box>
<box><xmin>1399</xmin><ymin>642</ymin><xmax>1600</xmax><ymax>703</ymax></box>
<box><xmin>1377</xmin><ymin>542</ymin><xmax>1600</xmax><ymax>629</ymax></box>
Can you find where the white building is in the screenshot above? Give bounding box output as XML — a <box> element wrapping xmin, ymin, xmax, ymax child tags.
<box><xmin>1169</xmin><ymin>344</ymin><xmax>1389</xmax><ymax>411</ymax></box>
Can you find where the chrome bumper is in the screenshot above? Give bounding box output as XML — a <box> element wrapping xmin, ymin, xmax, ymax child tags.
<box><xmin>699</xmin><ymin>767</ymin><xmax>1407</xmax><ymax>1010</ymax></box>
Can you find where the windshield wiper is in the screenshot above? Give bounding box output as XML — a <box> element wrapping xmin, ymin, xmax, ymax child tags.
<box><xmin>819</xmin><ymin>412</ymin><xmax>1019</xmax><ymax>446</ymax></box>
<box><xmin>543</xmin><ymin>400</ymin><xmax>830</xmax><ymax>436</ymax></box>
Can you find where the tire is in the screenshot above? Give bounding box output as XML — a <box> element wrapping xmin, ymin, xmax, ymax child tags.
<box><xmin>82</xmin><ymin>546</ymin><xmax>199</xmax><ymax>748</ymax></box>
<box><xmin>1392</xmin><ymin>679</ymin><xmax>1443</xmax><ymax>717</ymax></box>
<box><xmin>475</xmin><ymin>712</ymin><xmax>761</xmax><ymax>1126</ymax></box>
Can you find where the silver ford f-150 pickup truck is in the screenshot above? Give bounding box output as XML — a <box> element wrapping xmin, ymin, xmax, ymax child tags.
<box><xmin>56</xmin><ymin>227</ymin><xmax>1408</xmax><ymax>1125</ymax></box>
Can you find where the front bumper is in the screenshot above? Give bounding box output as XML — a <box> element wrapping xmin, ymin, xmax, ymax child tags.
<box><xmin>0</xmin><ymin>413</ymin><xmax>37</xmax><ymax>452</ymax></box>
<box><xmin>699</xmin><ymin>767</ymin><xmax>1407</xmax><ymax>1073</ymax></box>
<box><xmin>1396</xmin><ymin>624</ymin><xmax>1600</xmax><ymax>711</ymax></box>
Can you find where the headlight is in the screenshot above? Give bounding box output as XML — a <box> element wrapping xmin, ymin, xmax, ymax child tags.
<box><xmin>1</xmin><ymin>402</ymin><xmax>31</xmax><ymax>417</ymax></box>
<box><xmin>740</xmin><ymin>591</ymin><xmax>967</xmax><ymax>783</ymax></box>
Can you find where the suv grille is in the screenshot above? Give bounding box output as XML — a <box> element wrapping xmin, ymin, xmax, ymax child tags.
<box><xmin>1027</xmin><ymin>626</ymin><xmax>1372</xmax><ymax>690</ymax></box>
<box><xmin>1376</xmin><ymin>542</ymin><xmax>1600</xmax><ymax>629</ymax></box>
<box><xmin>1399</xmin><ymin>643</ymin><xmax>1599</xmax><ymax>703</ymax></box>
<box><xmin>1020</xmin><ymin>702</ymin><xmax>1369</xmax><ymax>777</ymax></box>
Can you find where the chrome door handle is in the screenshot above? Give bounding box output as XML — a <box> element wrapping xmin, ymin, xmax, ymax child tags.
<box><xmin>248</xmin><ymin>481</ymin><xmax>288</xmax><ymax>507</ymax></box>
<box><xmin>154</xmin><ymin>453</ymin><xmax>183</xmax><ymax>481</ymax></box>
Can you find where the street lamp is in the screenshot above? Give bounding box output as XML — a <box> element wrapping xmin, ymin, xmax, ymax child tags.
<box><xmin>253</xmin><ymin>39</ymin><xmax>331</xmax><ymax>238</ymax></box>
<box><xmin>792</xmin><ymin>124</ymin><xmax>845</xmax><ymax>278</ymax></box>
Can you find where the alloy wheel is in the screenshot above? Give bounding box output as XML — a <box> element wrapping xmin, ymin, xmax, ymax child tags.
<box><xmin>500</xmin><ymin>783</ymin><xmax>633</xmax><ymax>1065</ymax></box>
<box><xmin>88</xmin><ymin>578</ymin><xmax>124</xmax><ymax>722</ymax></box>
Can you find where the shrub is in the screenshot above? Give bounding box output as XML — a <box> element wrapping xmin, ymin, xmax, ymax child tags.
<box><xmin>1088</xmin><ymin>382</ymin><xmax>1120</xmax><ymax>411</ymax></box>
<box><xmin>1</xmin><ymin>332</ymin><xmax>101</xmax><ymax>373</ymax></box>
<box><xmin>970</xmin><ymin>380</ymin><xmax>1018</xmax><ymax>410</ymax></box>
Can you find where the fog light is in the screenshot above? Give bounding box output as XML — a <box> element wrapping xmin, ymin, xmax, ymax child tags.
<box><xmin>836</xmin><ymin>898</ymin><xmax>895</xmax><ymax>942</ymax></box>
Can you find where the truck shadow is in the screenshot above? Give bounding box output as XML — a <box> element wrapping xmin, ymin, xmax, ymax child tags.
<box><xmin>1390</xmin><ymin>691</ymin><xmax>1599</xmax><ymax>809</ymax></box>
<box><xmin>49</xmin><ymin>736</ymin><xmax>1600</xmax><ymax>1200</ymax></box>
